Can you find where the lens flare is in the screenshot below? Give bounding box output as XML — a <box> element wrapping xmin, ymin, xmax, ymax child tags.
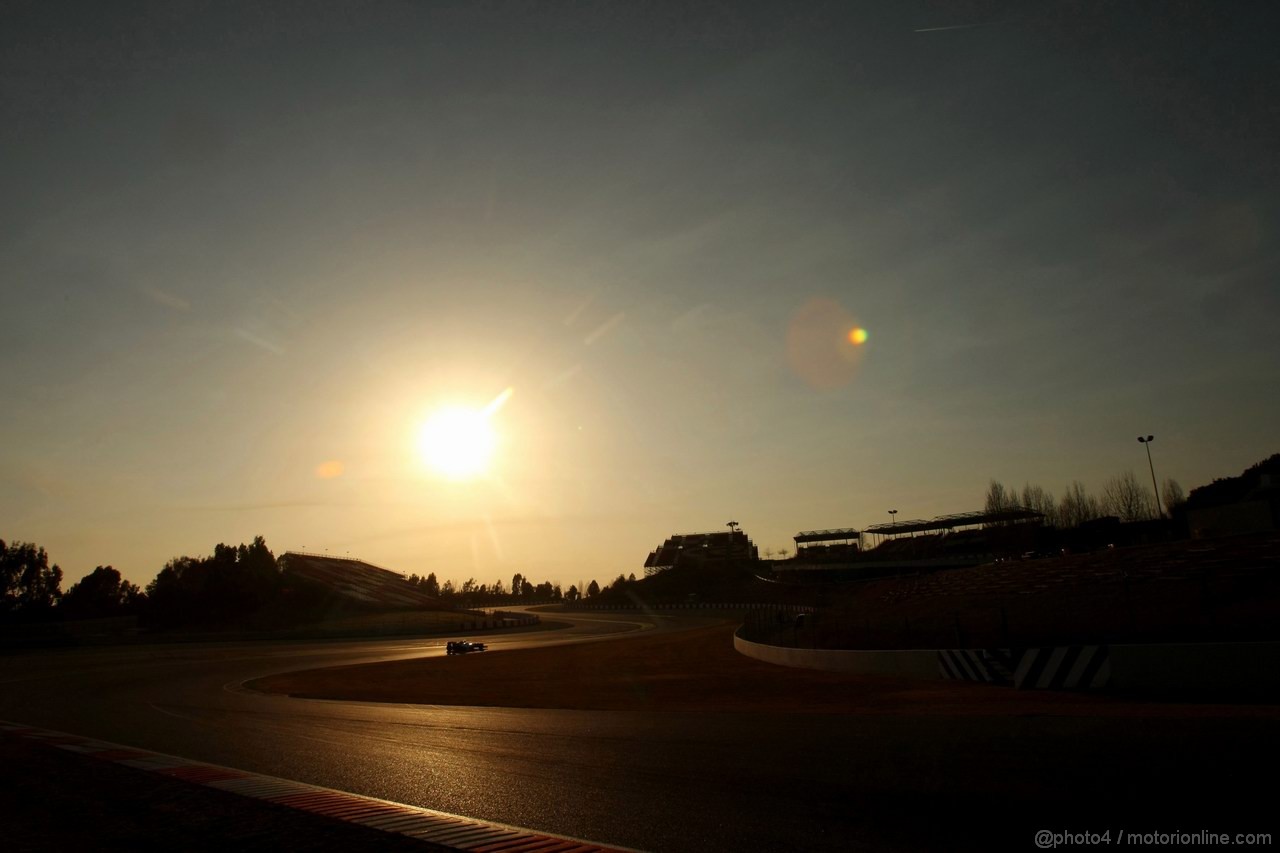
<box><xmin>785</xmin><ymin>298</ymin><xmax>868</xmax><ymax>390</ymax></box>
<box><xmin>314</xmin><ymin>460</ymin><xmax>345</xmax><ymax>479</ymax></box>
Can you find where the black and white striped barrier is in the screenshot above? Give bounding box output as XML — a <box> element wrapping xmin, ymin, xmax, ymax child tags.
<box><xmin>939</xmin><ymin>646</ymin><xmax>1109</xmax><ymax>689</ymax></box>
<box><xmin>938</xmin><ymin>649</ymin><xmax>1016</xmax><ymax>685</ymax></box>
<box><xmin>1013</xmin><ymin>645</ymin><xmax>1111</xmax><ymax>690</ymax></box>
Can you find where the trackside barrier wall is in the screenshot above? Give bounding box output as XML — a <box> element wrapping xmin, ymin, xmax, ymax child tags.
<box><xmin>1107</xmin><ymin>641</ymin><xmax>1280</xmax><ymax>691</ymax></box>
<box><xmin>735</xmin><ymin>629</ymin><xmax>1280</xmax><ymax>692</ymax></box>
<box><xmin>1013</xmin><ymin>645</ymin><xmax>1110</xmax><ymax>690</ymax></box>
<box><xmin>459</xmin><ymin>616</ymin><xmax>539</xmax><ymax>631</ymax></box>
<box><xmin>733</xmin><ymin>629</ymin><xmax>940</xmax><ymax>678</ymax></box>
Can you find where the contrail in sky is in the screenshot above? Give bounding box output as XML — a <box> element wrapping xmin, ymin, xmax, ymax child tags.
<box><xmin>915</xmin><ymin>20</ymin><xmax>1011</xmax><ymax>33</ymax></box>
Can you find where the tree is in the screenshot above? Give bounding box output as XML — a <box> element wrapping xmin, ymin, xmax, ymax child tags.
<box><xmin>566</xmin><ymin>585</ymin><xmax>579</xmax><ymax>602</ymax></box>
<box><xmin>1</xmin><ymin>540</ymin><xmax>63</xmax><ymax>616</ymax></box>
<box><xmin>423</xmin><ymin>572</ymin><xmax>440</xmax><ymax>597</ymax></box>
<box><xmin>984</xmin><ymin>479</ymin><xmax>1012</xmax><ymax>517</ymax></box>
<box><xmin>60</xmin><ymin>565</ymin><xmax>142</xmax><ymax>619</ymax></box>
<box><xmin>1020</xmin><ymin>483</ymin><xmax>1057</xmax><ymax>521</ymax></box>
<box><xmin>586</xmin><ymin>579</ymin><xmax>600</xmax><ymax>598</ymax></box>
<box><xmin>143</xmin><ymin>536</ymin><xmax>280</xmax><ymax>627</ymax></box>
<box><xmin>627</xmin><ymin>573</ymin><xmax>636</xmax><ymax>584</ymax></box>
<box><xmin>1058</xmin><ymin>481</ymin><xmax>1101</xmax><ymax>528</ymax></box>
<box><xmin>1162</xmin><ymin>478</ymin><xmax>1186</xmax><ymax>515</ymax></box>
<box><xmin>441</xmin><ymin>579</ymin><xmax>456</xmax><ymax>597</ymax></box>
<box><xmin>1102</xmin><ymin>471</ymin><xmax>1155</xmax><ymax>522</ymax></box>
<box><xmin>511</xmin><ymin>573</ymin><xmax>523</xmax><ymax>597</ymax></box>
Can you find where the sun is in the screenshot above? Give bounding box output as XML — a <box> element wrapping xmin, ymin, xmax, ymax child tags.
<box><xmin>415</xmin><ymin>388</ymin><xmax>512</xmax><ymax>481</ymax></box>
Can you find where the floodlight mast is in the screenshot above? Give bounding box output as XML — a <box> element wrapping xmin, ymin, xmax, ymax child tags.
<box><xmin>1137</xmin><ymin>435</ymin><xmax>1163</xmax><ymax>517</ymax></box>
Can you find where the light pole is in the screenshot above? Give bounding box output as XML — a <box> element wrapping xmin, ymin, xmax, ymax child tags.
<box><xmin>888</xmin><ymin>509</ymin><xmax>897</xmax><ymax>540</ymax></box>
<box><xmin>1137</xmin><ymin>435</ymin><xmax>1163</xmax><ymax>518</ymax></box>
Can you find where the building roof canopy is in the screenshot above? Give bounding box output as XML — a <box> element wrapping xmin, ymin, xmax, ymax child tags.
<box><xmin>862</xmin><ymin>507</ymin><xmax>1042</xmax><ymax>535</ymax></box>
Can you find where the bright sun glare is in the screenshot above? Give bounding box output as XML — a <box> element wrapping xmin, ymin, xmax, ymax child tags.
<box><xmin>415</xmin><ymin>388</ymin><xmax>512</xmax><ymax>481</ymax></box>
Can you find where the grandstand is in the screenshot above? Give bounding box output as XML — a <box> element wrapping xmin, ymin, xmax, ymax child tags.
<box><xmin>643</xmin><ymin>530</ymin><xmax>759</xmax><ymax>575</ymax></box>
<box><xmin>861</xmin><ymin>507</ymin><xmax>1042</xmax><ymax>542</ymax></box>
<box><xmin>794</xmin><ymin>528</ymin><xmax>863</xmax><ymax>562</ymax></box>
<box><xmin>774</xmin><ymin>507</ymin><xmax>1045</xmax><ymax>580</ymax></box>
<box><xmin>282</xmin><ymin>552</ymin><xmax>443</xmax><ymax>610</ymax></box>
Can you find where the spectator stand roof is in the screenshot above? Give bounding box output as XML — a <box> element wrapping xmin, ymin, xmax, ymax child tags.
<box><xmin>794</xmin><ymin>528</ymin><xmax>862</xmax><ymax>545</ymax></box>
<box><xmin>862</xmin><ymin>507</ymin><xmax>1042</xmax><ymax>536</ymax></box>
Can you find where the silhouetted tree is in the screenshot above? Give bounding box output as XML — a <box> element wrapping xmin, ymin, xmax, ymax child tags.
<box><xmin>511</xmin><ymin>573</ymin><xmax>523</xmax><ymax>597</ymax></box>
<box><xmin>143</xmin><ymin>536</ymin><xmax>280</xmax><ymax>628</ymax></box>
<box><xmin>423</xmin><ymin>572</ymin><xmax>440</xmax><ymax>597</ymax></box>
<box><xmin>1020</xmin><ymin>483</ymin><xmax>1057</xmax><ymax>521</ymax></box>
<box><xmin>1162</xmin><ymin>478</ymin><xmax>1186</xmax><ymax>515</ymax></box>
<box><xmin>566</xmin><ymin>584</ymin><xmax>579</xmax><ymax>602</ymax></box>
<box><xmin>1186</xmin><ymin>453</ymin><xmax>1280</xmax><ymax>509</ymax></box>
<box><xmin>60</xmin><ymin>566</ymin><xmax>142</xmax><ymax>619</ymax></box>
<box><xmin>586</xmin><ymin>579</ymin><xmax>600</xmax><ymax>597</ymax></box>
<box><xmin>1102</xmin><ymin>471</ymin><xmax>1155</xmax><ymax>522</ymax></box>
<box><xmin>984</xmin><ymin>479</ymin><xmax>1013</xmax><ymax>519</ymax></box>
<box><xmin>0</xmin><ymin>540</ymin><xmax>63</xmax><ymax>617</ymax></box>
<box><xmin>627</xmin><ymin>573</ymin><xmax>636</xmax><ymax>583</ymax></box>
<box><xmin>1058</xmin><ymin>481</ymin><xmax>1101</xmax><ymax>528</ymax></box>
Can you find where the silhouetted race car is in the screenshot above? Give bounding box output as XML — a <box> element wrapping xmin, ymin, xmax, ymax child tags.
<box><xmin>446</xmin><ymin>641</ymin><xmax>487</xmax><ymax>655</ymax></box>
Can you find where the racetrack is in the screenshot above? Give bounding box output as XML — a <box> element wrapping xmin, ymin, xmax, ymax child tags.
<box><xmin>2</xmin><ymin>609</ymin><xmax>1277</xmax><ymax>851</ymax></box>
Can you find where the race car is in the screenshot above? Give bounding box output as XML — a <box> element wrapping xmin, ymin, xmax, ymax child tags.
<box><xmin>446</xmin><ymin>641</ymin><xmax>487</xmax><ymax>655</ymax></box>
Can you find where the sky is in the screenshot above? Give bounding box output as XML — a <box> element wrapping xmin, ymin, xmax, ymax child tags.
<box><xmin>3</xmin><ymin>1</ymin><xmax>1278</xmax><ymax>590</ymax></box>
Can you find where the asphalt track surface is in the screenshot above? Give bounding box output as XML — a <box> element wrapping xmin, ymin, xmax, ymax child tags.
<box><xmin>1</xmin><ymin>609</ymin><xmax>1277</xmax><ymax>852</ymax></box>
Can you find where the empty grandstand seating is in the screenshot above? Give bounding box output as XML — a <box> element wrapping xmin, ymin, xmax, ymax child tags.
<box><xmin>282</xmin><ymin>553</ymin><xmax>442</xmax><ymax>610</ymax></box>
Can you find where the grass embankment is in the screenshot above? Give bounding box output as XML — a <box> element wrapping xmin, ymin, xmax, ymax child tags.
<box><xmin>248</xmin><ymin>621</ymin><xmax>1277</xmax><ymax>718</ymax></box>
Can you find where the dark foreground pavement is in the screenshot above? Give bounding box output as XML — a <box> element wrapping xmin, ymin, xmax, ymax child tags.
<box><xmin>2</xmin><ymin>732</ymin><xmax>443</xmax><ymax>852</ymax></box>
